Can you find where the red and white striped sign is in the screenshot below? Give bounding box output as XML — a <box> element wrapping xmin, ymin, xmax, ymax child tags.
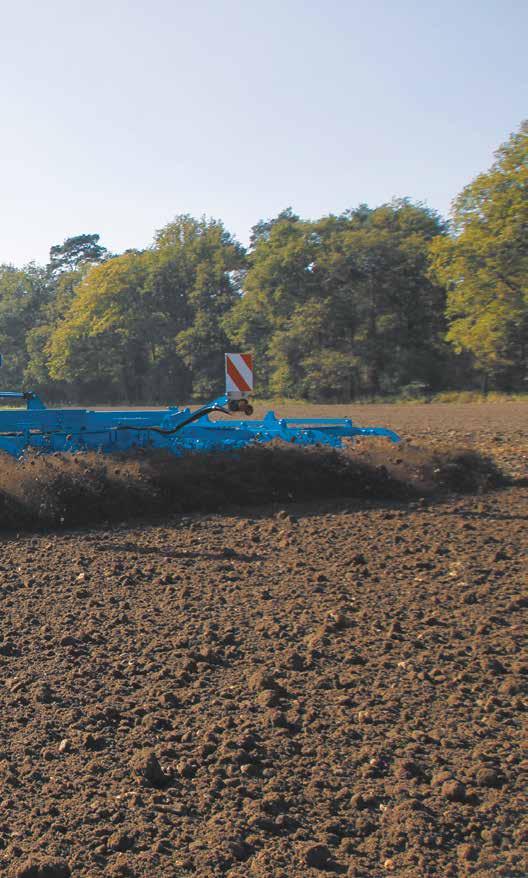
<box><xmin>225</xmin><ymin>353</ymin><xmax>253</xmax><ymax>394</ymax></box>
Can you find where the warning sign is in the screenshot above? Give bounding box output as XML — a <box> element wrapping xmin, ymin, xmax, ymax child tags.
<box><xmin>225</xmin><ymin>353</ymin><xmax>253</xmax><ymax>394</ymax></box>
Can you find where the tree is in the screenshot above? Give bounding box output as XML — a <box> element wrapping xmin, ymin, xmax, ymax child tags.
<box><xmin>154</xmin><ymin>215</ymin><xmax>246</xmax><ymax>397</ymax></box>
<box><xmin>47</xmin><ymin>234</ymin><xmax>108</xmax><ymax>277</ymax></box>
<box><xmin>429</xmin><ymin>121</ymin><xmax>528</xmax><ymax>389</ymax></box>
<box><xmin>24</xmin><ymin>268</ymin><xmax>85</xmax><ymax>397</ymax></box>
<box><xmin>47</xmin><ymin>251</ymin><xmax>153</xmax><ymax>401</ymax></box>
<box><xmin>223</xmin><ymin>210</ymin><xmax>321</xmax><ymax>392</ymax></box>
<box><xmin>46</xmin><ymin>216</ymin><xmax>245</xmax><ymax>401</ymax></box>
<box><xmin>228</xmin><ymin>201</ymin><xmax>448</xmax><ymax>399</ymax></box>
<box><xmin>249</xmin><ymin>207</ymin><xmax>300</xmax><ymax>248</ymax></box>
<box><xmin>0</xmin><ymin>263</ymin><xmax>50</xmax><ymax>388</ymax></box>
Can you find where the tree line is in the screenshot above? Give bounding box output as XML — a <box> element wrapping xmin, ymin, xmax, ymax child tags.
<box><xmin>0</xmin><ymin>121</ymin><xmax>526</xmax><ymax>403</ymax></box>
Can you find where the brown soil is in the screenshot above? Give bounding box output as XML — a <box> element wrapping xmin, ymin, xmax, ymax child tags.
<box><xmin>0</xmin><ymin>403</ymin><xmax>526</xmax><ymax>878</ymax></box>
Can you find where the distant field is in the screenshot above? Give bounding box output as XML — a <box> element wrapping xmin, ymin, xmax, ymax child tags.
<box><xmin>241</xmin><ymin>399</ymin><xmax>528</xmax><ymax>434</ymax></box>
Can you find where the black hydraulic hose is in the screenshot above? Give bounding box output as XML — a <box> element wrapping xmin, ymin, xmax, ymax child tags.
<box><xmin>115</xmin><ymin>404</ymin><xmax>232</xmax><ymax>436</ymax></box>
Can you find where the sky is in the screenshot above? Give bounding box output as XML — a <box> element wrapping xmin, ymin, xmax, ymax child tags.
<box><xmin>0</xmin><ymin>0</ymin><xmax>526</xmax><ymax>266</ymax></box>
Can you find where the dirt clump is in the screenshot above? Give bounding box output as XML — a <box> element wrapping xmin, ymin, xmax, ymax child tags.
<box><xmin>130</xmin><ymin>750</ymin><xmax>168</xmax><ymax>788</ymax></box>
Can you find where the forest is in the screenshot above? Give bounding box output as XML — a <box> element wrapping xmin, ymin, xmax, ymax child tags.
<box><xmin>0</xmin><ymin>121</ymin><xmax>526</xmax><ymax>403</ymax></box>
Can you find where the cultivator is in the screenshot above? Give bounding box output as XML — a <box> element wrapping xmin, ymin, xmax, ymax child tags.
<box><xmin>0</xmin><ymin>391</ymin><xmax>400</xmax><ymax>458</ymax></box>
<box><xmin>0</xmin><ymin>355</ymin><xmax>400</xmax><ymax>457</ymax></box>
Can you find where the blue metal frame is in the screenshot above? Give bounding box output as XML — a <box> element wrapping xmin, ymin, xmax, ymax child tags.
<box><xmin>0</xmin><ymin>392</ymin><xmax>400</xmax><ymax>457</ymax></box>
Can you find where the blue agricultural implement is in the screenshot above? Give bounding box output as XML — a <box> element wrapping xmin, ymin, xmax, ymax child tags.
<box><xmin>0</xmin><ymin>390</ymin><xmax>400</xmax><ymax>458</ymax></box>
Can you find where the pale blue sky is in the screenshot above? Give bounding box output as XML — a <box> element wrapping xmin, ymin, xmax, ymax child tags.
<box><xmin>0</xmin><ymin>0</ymin><xmax>526</xmax><ymax>266</ymax></box>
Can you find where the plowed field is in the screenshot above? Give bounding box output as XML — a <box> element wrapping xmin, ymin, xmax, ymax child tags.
<box><xmin>0</xmin><ymin>402</ymin><xmax>526</xmax><ymax>878</ymax></box>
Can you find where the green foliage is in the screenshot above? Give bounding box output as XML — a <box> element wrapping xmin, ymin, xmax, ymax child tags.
<box><xmin>48</xmin><ymin>252</ymin><xmax>152</xmax><ymax>399</ymax></box>
<box><xmin>223</xmin><ymin>209</ymin><xmax>317</xmax><ymax>384</ymax></box>
<box><xmin>430</xmin><ymin>120</ymin><xmax>528</xmax><ymax>388</ymax></box>
<box><xmin>48</xmin><ymin>233</ymin><xmax>108</xmax><ymax>277</ymax></box>
<box><xmin>22</xmin><ymin>232</ymin><xmax>109</xmax><ymax>398</ymax></box>
<box><xmin>45</xmin><ymin>217</ymin><xmax>245</xmax><ymax>401</ymax></box>
<box><xmin>0</xmin><ymin>263</ymin><xmax>50</xmax><ymax>387</ymax></box>
<box><xmin>228</xmin><ymin>200</ymin><xmax>448</xmax><ymax>399</ymax></box>
<box><xmin>155</xmin><ymin>215</ymin><xmax>246</xmax><ymax>398</ymax></box>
